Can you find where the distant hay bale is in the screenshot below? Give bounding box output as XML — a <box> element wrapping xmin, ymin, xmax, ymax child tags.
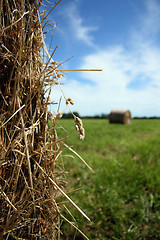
<box><xmin>109</xmin><ymin>110</ymin><xmax>132</xmax><ymax>124</ymax></box>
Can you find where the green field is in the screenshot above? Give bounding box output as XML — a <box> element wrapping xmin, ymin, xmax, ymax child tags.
<box><xmin>55</xmin><ymin>119</ymin><xmax>160</xmax><ymax>240</ymax></box>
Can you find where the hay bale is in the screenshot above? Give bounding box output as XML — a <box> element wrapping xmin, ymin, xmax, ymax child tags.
<box><xmin>0</xmin><ymin>1</ymin><xmax>65</xmax><ymax>239</ymax></box>
<box><xmin>109</xmin><ymin>110</ymin><xmax>132</xmax><ymax>124</ymax></box>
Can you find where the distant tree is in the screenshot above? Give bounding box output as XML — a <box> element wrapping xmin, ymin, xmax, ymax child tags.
<box><xmin>101</xmin><ymin>113</ymin><xmax>109</xmax><ymax>119</ymax></box>
<box><xmin>73</xmin><ymin>111</ymin><xmax>80</xmax><ymax>117</ymax></box>
<box><xmin>62</xmin><ymin>112</ymin><xmax>80</xmax><ymax>119</ymax></box>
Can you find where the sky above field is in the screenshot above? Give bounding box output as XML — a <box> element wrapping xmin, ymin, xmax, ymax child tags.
<box><xmin>42</xmin><ymin>0</ymin><xmax>160</xmax><ymax>117</ymax></box>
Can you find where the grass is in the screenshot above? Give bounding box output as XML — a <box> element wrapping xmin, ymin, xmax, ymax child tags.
<box><xmin>55</xmin><ymin>119</ymin><xmax>160</xmax><ymax>239</ymax></box>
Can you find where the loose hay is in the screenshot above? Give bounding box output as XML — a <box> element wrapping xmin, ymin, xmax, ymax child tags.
<box><xmin>0</xmin><ymin>0</ymin><xmax>89</xmax><ymax>239</ymax></box>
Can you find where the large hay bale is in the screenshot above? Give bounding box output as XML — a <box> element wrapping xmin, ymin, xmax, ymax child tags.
<box><xmin>109</xmin><ymin>110</ymin><xmax>132</xmax><ymax>124</ymax></box>
<box><xmin>0</xmin><ymin>0</ymin><xmax>65</xmax><ymax>239</ymax></box>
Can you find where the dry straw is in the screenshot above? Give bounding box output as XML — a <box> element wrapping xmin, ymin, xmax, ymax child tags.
<box><xmin>0</xmin><ymin>0</ymin><xmax>101</xmax><ymax>239</ymax></box>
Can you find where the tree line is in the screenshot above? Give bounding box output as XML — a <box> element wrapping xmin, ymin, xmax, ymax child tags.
<box><xmin>62</xmin><ymin>112</ymin><xmax>109</xmax><ymax>119</ymax></box>
<box><xmin>62</xmin><ymin>112</ymin><xmax>160</xmax><ymax>119</ymax></box>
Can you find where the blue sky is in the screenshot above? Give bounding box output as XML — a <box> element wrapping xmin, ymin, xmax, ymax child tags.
<box><xmin>42</xmin><ymin>0</ymin><xmax>160</xmax><ymax>117</ymax></box>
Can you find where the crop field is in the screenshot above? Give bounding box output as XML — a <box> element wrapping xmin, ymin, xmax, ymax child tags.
<box><xmin>55</xmin><ymin>119</ymin><xmax>160</xmax><ymax>240</ymax></box>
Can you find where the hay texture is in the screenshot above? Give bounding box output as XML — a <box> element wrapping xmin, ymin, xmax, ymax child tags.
<box><xmin>109</xmin><ymin>110</ymin><xmax>132</xmax><ymax>124</ymax></box>
<box><xmin>0</xmin><ymin>0</ymin><xmax>69</xmax><ymax>239</ymax></box>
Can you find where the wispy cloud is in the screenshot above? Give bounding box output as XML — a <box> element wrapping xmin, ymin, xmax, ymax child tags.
<box><xmin>141</xmin><ymin>0</ymin><xmax>160</xmax><ymax>38</ymax></box>
<box><xmin>62</xmin><ymin>3</ymin><xmax>98</xmax><ymax>47</ymax></box>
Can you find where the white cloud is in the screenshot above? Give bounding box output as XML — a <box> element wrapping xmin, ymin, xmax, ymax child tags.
<box><xmin>77</xmin><ymin>44</ymin><xmax>160</xmax><ymax>116</ymax></box>
<box><xmin>60</xmin><ymin>45</ymin><xmax>160</xmax><ymax>117</ymax></box>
